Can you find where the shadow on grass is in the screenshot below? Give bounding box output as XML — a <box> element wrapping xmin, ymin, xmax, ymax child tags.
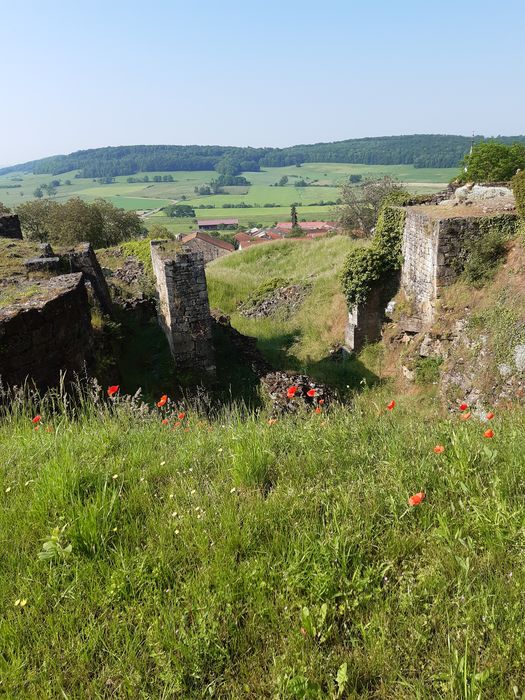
<box><xmin>110</xmin><ymin>308</ymin><xmax>264</xmax><ymax>409</ymax></box>
<box><xmin>254</xmin><ymin>330</ymin><xmax>380</xmax><ymax>395</ymax></box>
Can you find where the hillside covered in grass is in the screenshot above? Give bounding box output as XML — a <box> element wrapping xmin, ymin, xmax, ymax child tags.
<box><xmin>1</xmin><ymin>389</ymin><xmax>524</xmax><ymax>698</ymax></box>
<box><xmin>206</xmin><ymin>236</ymin><xmax>378</xmax><ymax>390</ymax></box>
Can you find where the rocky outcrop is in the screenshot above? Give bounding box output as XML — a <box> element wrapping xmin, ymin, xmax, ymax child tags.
<box><xmin>0</xmin><ymin>273</ymin><xmax>93</xmax><ymax>391</ymax></box>
<box><xmin>63</xmin><ymin>243</ymin><xmax>113</xmax><ymax>316</ymax></box>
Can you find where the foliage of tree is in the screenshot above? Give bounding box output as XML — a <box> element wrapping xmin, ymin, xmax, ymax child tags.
<box><xmin>276</xmin><ymin>176</ymin><xmax>288</xmax><ymax>186</ymax></box>
<box><xmin>460</xmin><ymin>142</ymin><xmax>525</xmax><ymax>183</ymax></box>
<box><xmin>512</xmin><ymin>170</ymin><xmax>525</xmax><ymax>220</ymax></box>
<box><xmin>33</xmin><ymin>187</ymin><xmax>43</xmax><ymax>199</ymax></box>
<box><xmin>349</xmin><ymin>174</ymin><xmax>362</xmax><ymax>183</ymax></box>
<box><xmin>6</xmin><ymin>136</ymin><xmax>525</xmax><ymax>181</ymax></box>
<box><xmin>17</xmin><ymin>197</ymin><xmax>143</xmax><ymax>247</ymax></box>
<box><xmin>164</xmin><ymin>204</ymin><xmax>195</xmax><ymax>218</ymax></box>
<box><xmin>337</xmin><ymin>176</ymin><xmax>403</xmax><ymax>236</ymax></box>
<box><xmin>340</xmin><ymin>192</ymin><xmax>411</xmax><ymax>307</ymax></box>
<box><xmin>291</xmin><ymin>205</ymin><xmax>298</xmax><ymax>228</ymax></box>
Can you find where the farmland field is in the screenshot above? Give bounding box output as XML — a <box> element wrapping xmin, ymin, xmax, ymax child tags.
<box><xmin>0</xmin><ymin>163</ymin><xmax>457</xmax><ymax>228</ymax></box>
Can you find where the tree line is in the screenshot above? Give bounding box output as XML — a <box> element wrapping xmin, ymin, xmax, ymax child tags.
<box><xmin>4</xmin><ymin>135</ymin><xmax>525</xmax><ymax>180</ymax></box>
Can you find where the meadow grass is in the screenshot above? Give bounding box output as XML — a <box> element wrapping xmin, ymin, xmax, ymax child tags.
<box><xmin>0</xmin><ymin>163</ymin><xmax>455</xmax><ymax>212</ymax></box>
<box><xmin>1</xmin><ymin>386</ymin><xmax>524</xmax><ymax>698</ymax></box>
<box><xmin>206</xmin><ymin>236</ymin><xmax>373</xmax><ymax>390</ymax></box>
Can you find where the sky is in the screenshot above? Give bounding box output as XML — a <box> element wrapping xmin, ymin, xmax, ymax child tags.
<box><xmin>1</xmin><ymin>0</ymin><xmax>524</xmax><ymax>165</ymax></box>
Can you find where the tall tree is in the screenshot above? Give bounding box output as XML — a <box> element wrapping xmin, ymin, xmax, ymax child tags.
<box><xmin>291</xmin><ymin>205</ymin><xmax>298</xmax><ymax>227</ymax></box>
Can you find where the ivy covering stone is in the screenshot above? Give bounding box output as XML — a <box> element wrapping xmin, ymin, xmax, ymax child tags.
<box><xmin>340</xmin><ymin>192</ymin><xmax>410</xmax><ymax>307</ymax></box>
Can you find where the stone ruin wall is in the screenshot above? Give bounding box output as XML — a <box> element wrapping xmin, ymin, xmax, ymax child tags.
<box><xmin>0</xmin><ymin>273</ymin><xmax>93</xmax><ymax>391</ymax></box>
<box><xmin>150</xmin><ymin>242</ymin><xmax>215</xmax><ymax>374</ymax></box>
<box><xmin>345</xmin><ymin>276</ymin><xmax>399</xmax><ymax>352</ymax></box>
<box><xmin>182</xmin><ymin>237</ymin><xmax>231</xmax><ymax>265</ymax></box>
<box><xmin>346</xmin><ymin>184</ymin><xmax>518</xmax><ymax>352</ymax></box>
<box><xmin>401</xmin><ymin>209</ymin><xmax>517</xmax><ymax>323</ymax></box>
<box><xmin>0</xmin><ymin>214</ymin><xmax>22</xmax><ymax>240</ymax></box>
<box><xmin>400</xmin><ymin>210</ymin><xmax>438</xmax><ymax>323</ymax></box>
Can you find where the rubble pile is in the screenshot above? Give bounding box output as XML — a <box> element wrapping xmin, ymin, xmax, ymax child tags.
<box><xmin>261</xmin><ymin>371</ymin><xmax>332</xmax><ymax>415</ymax></box>
<box><xmin>240</xmin><ymin>284</ymin><xmax>310</xmax><ymax>319</ymax></box>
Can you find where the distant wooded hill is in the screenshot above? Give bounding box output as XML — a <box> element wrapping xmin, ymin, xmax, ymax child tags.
<box><xmin>3</xmin><ymin>135</ymin><xmax>525</xmax><ymax>178</ymax></box>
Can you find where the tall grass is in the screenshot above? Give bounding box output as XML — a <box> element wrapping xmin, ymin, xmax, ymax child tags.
<box><xmin>1</xmin><ymin>385</ymin><xmax>525</xmax><ymax>698</ymax></box>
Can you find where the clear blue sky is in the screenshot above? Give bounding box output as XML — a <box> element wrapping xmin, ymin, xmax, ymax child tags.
<box><xmin>1</xmin><ymin>0</ymin><xmax>524</xmax><ymax>165</ymax></box>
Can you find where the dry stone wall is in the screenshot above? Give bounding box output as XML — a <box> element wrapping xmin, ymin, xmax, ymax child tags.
<box><xmin>150</xmin><ymin>241</ymin><xmax>215</xmax><ymax>374</ymax></box>
<box><xmin>0</xmin><ymin>214</ymin><xmax>22</xmax><ymax>239</ymax></box>
<box><xmin>0</xmin><ymin>273</ymin><xmax>93</xmax><ymax>390</ymax></box>
<box><xmin>401</xmin><ymin>207</ymin><xmax>517</xmax><ymax>322</ymax></box>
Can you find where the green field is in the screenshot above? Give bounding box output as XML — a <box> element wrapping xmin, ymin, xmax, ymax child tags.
<box><xmin>0</xmin><ymin>164</ymin><xmax>457</xmax><ymax>223</ymax></box>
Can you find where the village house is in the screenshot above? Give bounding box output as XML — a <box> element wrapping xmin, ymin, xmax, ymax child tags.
<box><xmin>180</xmin><ymin>231</ymin><xmax>235</xmax><ymax>264</ymax></box>
<box><xmin>274</xmin><ymin>221</ymin><xmax>337</xmax><ymax>237</ymax></box>
<box><xmin>234</xmin><ymin>230</ymin><xmax>282</xmax><ymax>250</ymax></box>
<box><xmin>197</xmin><ymin>218</ymin><xmax>239</xmax><ymax>231</ymax></box>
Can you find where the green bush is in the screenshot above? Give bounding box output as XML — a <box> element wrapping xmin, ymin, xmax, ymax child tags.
<box><xmin>460</xmin><ymin>141</ymin><xmax>525</xmax><ymax>183</ymax></box>
<box><xmin>462</xmin><ymin>229</ymin><xmax>507</xmax><ymax>287</ymax></box>
<box><xmin>340</xmin><ymin>192</ymin><xmax>409</xmax><ymax>307</ymax></box>
<box><xmin>512</xmin><ymin>170</ymin><xmax>525</xmax><ymax>220</ymax></box>
<box><xmin>415</xmin><ymin>356</ymin><xmax>443</xmax><ymax>384</ymax></box>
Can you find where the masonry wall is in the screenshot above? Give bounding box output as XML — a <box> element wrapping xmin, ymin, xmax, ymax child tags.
<box><xmin>345</xmin><ymin>274</ymin><xmax>400</xmax><ymax>352</ymax></box>
<box><xmin>401</xmin><ymin>210</ymin><xmax>439</xmax><ymax>323</ymax></box>
<box><xmin>150</xmin><ymin>242</ymin><xmax>215</xmax><ymax>373</ymax></box>
<box><xmin>182</xmin><ymin>238</ymin><xmax>231</xmax><ymax>265</ymax></box>
<box><xmin>401</xmin><ymin>209</ymin><xmax>517</xmax><ymax>323</ymax></box>
<box><xmin>0</xmin><ymin>273</ymin><xmax>93</xmax><ymax>390</ymax></box>
<box><xmin>0</xmin><ymin>214</ymin><xmax>22</xmax><ymax>239</ymax></box>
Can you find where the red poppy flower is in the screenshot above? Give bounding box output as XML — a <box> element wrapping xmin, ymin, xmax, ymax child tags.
<box><xmin>484</xmin><ymin>429</ymin><xmax>494</xmax><ymax>439</ymax></box>
<box><xmin>486</xmin><ymin>411</ymin><xmax>494</xmax><ymax>420</ymax></box>
<box><xmin>32</xmin><ymin>415</ymin><xmax>41</xmax><ymax>424</ymax></box>
<box><xmin>287</xmin><ymin>386</ymin><xmax>298</xmax><ymax>398</ymax></box>
<box><xmin>460</xmin><ymin>412</ymin><xmax>471</xmax><ymax>421</ymax></box>
<box><xmin>387</xmin><ymin>400</ymin><xmax>396</xmax><ymax>411</ymax></box>
<box><xmin>307</xmin><ymin>389</ymin><xmax>316</xmax><ymax>397</ymax></box>
<box><xmin>318</xmin><ymin>399</ymin><xmax>325</xmax><ymax>405</ymax></box>
<box><xmin>34</xmin><ymin>425</ymin><xmax>40</xmax><ymax>432</ymax></box>
<box><xmin>433</xmin><ymin>445</ymin><xmax>445</xmax><ymax>454</ymax></box>
<box><xmin>157</xmin><ymin>394</ymin><xmax>168</xmax><ymax>408</ymax></box>
<box><xmin>161</xmin><ymin>418</ymin><xmax>169</xmax><ymax>425</ymax></box>
<box><xmin>408</xmin><ymin>491</ymin><xmax>426</xmax><ymax>506</ymax></box>
<box><xmin>178</xmin><ymin>412</ymin><xmax>186</xmax><ymax>421</ymax></box>
<box><xmin>107</xmin><ymin>385</ymin><xmax>119</xmax><ymax>397</ymax></box>
<box><xmin>459</xmin><ymin>402</ymin><xmax>468</xmax><ymax>412</ymax></box>
<box><xmin>173</xmin><ymin>421</ymin><xmax>181</xmax><ymax>429</ymax></box>
<box><xmin>268</xmin><ymin>418</ymin><xmax>277</xmax><ymax>426</ymax></box>
<box><xmin>315</xmin><ymin>407</ymin><xmax>321</xmax><ymax>414</ymax></box>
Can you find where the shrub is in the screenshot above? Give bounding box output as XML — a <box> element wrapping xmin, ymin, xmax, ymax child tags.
<box><xmin>462</xmin><ymin>228</ymin><xmax>507</xmax><ymax>287</ymax></box>
<box><xmin>340</xmin><ymin>192</ymin><xmax>409</xmax><ymax>307</ymax></box>
<box><xmin>415</xmin><ymin>357</ymin><xmax>443</xmax><ymax>384</ymax></box>
<box><xmin>460</xmin><ymin>142</ymin><xmax>525</xmax><ymax>183</ymax></box>
<box><xmin>512</xmin><ymin>170</ymin><xmax>525</xmax><ymax>220</ymax></box>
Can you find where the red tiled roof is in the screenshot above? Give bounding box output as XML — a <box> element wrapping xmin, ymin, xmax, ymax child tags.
<box><xmin>275</xmin><ymin>221</ymin><xmax>336</xmax><ymax>231</ymax></box>
<box><xmin>181</xmin><ymin>231</ymin><xmax>235</xmax><ymax>251</ymax></box>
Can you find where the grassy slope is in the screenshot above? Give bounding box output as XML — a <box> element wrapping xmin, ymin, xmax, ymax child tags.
<box><xmin>1</xmin><ymin>391</ymin><xmax>524</xmax><ymax>698</ymax></box>
<box><xmin>206</xmin><ymin>236</ymin><xmax>377</xmax><ymax>390</ymax></box>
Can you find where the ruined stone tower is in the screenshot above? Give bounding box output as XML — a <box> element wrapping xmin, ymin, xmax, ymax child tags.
<box><xmin>150</xmin><ymin>241</ymin><xmax>215</xmax><ymax>374</ymax></box>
